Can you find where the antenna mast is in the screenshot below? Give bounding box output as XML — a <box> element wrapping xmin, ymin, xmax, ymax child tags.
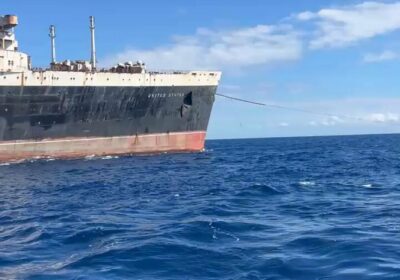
<box><xmin>89</xmin><ymin>16</ymin><xmax>96</xmax><ymax>69</ymax></box>
<box><xmin>49</xmin><ymin>25</ymin><xmax>56</xmax><ymax>64</ymax></box>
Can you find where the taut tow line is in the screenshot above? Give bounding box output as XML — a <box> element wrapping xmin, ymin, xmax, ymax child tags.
<box><xmin>215</xmin><ymin>93</ymin><xmax>366</xmax><ymax>122</ymax></box>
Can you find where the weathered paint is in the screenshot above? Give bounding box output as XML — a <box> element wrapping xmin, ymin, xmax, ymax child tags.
<box><xmin>0</xmin><ymin>86</ymin><xmax>215</xmax><ymax>141</ymax></box>
<box><xmin>0</xmin><ymin>131</ymin><xmax>206</xmax><ymax>162</ymax></box>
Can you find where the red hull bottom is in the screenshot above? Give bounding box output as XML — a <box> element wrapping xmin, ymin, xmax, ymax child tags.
<box><xmin>0</xmin><ymin>131</ymin><xmax>206</xmax><ymax>162</ymax></box>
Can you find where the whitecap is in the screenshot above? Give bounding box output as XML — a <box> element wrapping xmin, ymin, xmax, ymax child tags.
<box><xmin>101</xmin><ymin>155</ymin><xmax>115</xmax><ymax>160</ymax></box>
<box><xmin>362</xmin><ymin>184</ymin><xmax>373</xmax><ymax>188</ymax></box>
<box><xmin>299</xmin><ymin>181</ymin><xmax>315</xmax><ymax>186</ymax></box>
<box><xmin>84</xmin><ymin>155</ymin><xmax>96</xmax><ymax>160</ymax></box>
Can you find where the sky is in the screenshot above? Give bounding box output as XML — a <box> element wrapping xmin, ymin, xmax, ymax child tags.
<box><xmin>4</xmin><ymin>0</ymin><xmax>400</xmax><ymax>139</ymax></box>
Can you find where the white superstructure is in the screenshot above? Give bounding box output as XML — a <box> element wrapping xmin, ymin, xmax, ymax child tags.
<box><xmin>0</xmin><ymin>15</ymin><xmax>221</xmax><ymax>87</ymax></box>
<box><xmin>0</xmin><ymin>15</ymin><xmax>30</xmax><ymax>73</ymax></box>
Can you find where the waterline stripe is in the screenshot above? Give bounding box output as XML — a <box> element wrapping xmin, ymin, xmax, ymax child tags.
<box><xmin>0</xmin><ymin>131</ymin><xmax>206</xmax><ymax>146</ymax></box>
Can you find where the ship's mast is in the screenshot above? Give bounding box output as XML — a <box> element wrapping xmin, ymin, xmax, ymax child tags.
<box><xmin>49</xmin><ymin>25</ymin><xmax>56</xmax><ymax>64</ymax></box>
<box><xmin>89</xmin><ymin>16</ymin><xmax>96</xmax><ymax>70</ymax></box>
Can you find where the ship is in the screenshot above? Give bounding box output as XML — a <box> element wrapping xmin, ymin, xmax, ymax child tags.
<box><xmin>0</xmin><ymin>15</ymin><xmax>221</xmax><ymax>162</ymax></box>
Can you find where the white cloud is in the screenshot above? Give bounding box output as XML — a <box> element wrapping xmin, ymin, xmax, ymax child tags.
<box><xmin>309</xmin><ymin>115</ymin><xmax>343</xmax><ymax>126</ymax></box>
<box><xmin>297</xmin><ymin>11</ymin><xmax>316</xmax><ymax>21</ymax></box>
<box><xmin>279</xmin><ymin>122</ymin><xmax>290</xmax><ymax>127</ymax></box>
<box><xmin>298</xmin><ymin>2</ymin><xmax>400</xmax><ymax>49</ymax></box>
<box><xmin>321</xmin><ymin>119</ymin><xmax>336</xmax><ymax>126</ymax></box>
<box><xmin>364</xmin><ymin>113</ymin><xmax>400</xmax><ymax>123</ymax></box>
<box><xmin>363</xmin><ymin>50</ymin><xmax>399</xmax><ymax>63</ymax></box>
<box><xmin>278</xmin><ymin>98</ymin><xmax>400</xmax><ymax>128</ymax></box>
<box><xmin>308</xmin><ymin>112</ymin><xmax>400</xmax><ymax>127</ymax></box>
<box><xmin>102</xmin><ymin>25</ymin><xmax>302</xmax><ymax>70</ymax></box>
<box><xmin>102</xmin><ymin>2</ymin><xmax>400</xmax><ymax>70</ymax></box>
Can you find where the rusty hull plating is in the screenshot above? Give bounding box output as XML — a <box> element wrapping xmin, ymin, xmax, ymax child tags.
<box><xmin>0</xmin><ymin>131</ymin><xmax>206</xmax><ymax>162</ymax></box>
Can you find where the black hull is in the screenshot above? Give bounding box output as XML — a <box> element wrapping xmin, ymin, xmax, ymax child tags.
<box><xmin>0</xmin><ymin>86</ymin><xmax>216</xmax><ymax>141</ymax></box>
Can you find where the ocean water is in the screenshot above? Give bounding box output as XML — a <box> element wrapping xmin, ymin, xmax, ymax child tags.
<box><xmin>0</xmin><ymin>134</ymin><xmax>400</xmax><ymax>280</ymax></box>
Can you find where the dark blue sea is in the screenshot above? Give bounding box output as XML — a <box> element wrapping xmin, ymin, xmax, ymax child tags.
<box><xmin>1</xmin><ymin>134</ymin><xmax>400</xmax><ymax>280</ymax></box>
